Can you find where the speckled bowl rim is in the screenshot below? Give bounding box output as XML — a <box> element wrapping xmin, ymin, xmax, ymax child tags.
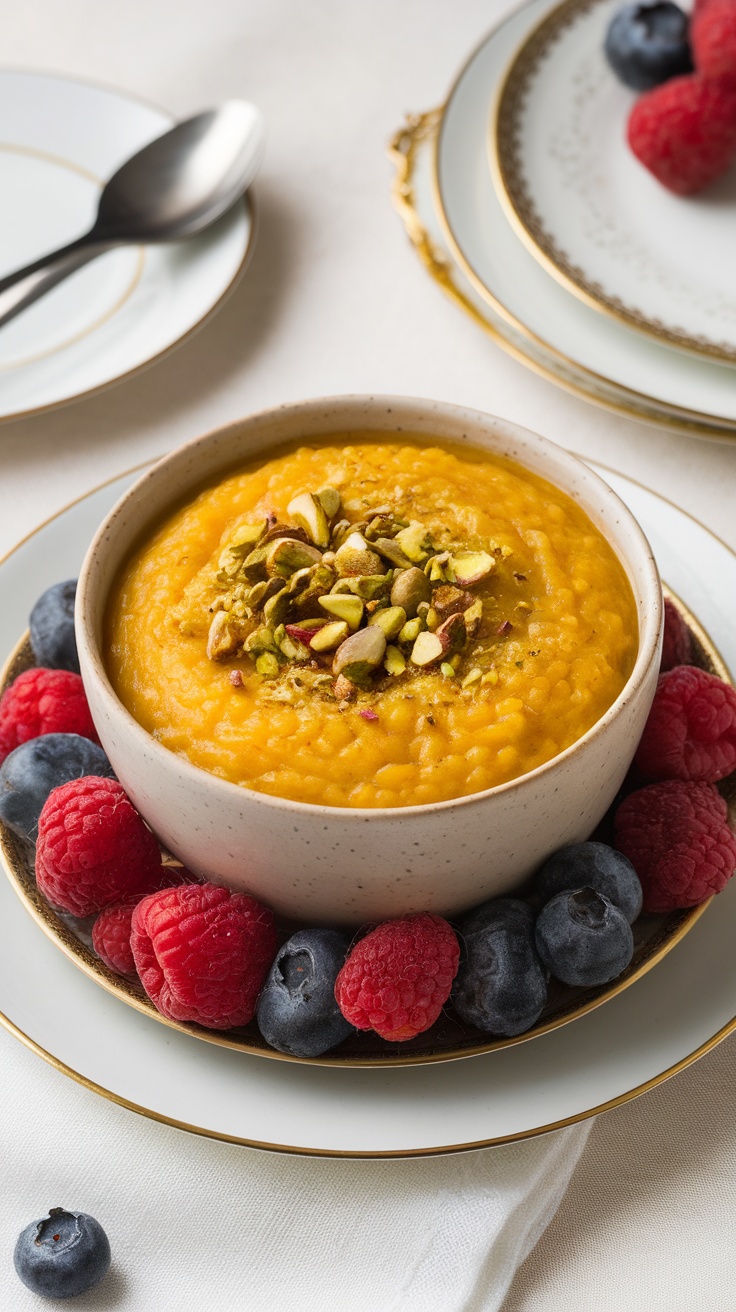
<box><xmin>76</xmin><ymin>394</ymin><xmax>663</xmax><ymax>820</ymax></box>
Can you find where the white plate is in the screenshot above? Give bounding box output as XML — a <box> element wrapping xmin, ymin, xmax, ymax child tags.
<box><xmin>1</xmin><ymin>462</ymin><xmax>736</xmax><ymax>1156</ymax></box>
<box><xmin>492</xmin><ymin>0</ymin><xmax>736</xmax><ymax>363</ymax></box>
<box><xmin>0</xmin><ymin>71</ymin><xmax>254</xmax><ymax>421</ymax></box>
<box><xmin>390</xmin><ymin>109</ymin><xmax>736</xmax><ymax>439</ymax></box>
<box><xmin>434</xmin><ymin>2</ymin><xmax>736</xmax><ymax>430</ymax></box>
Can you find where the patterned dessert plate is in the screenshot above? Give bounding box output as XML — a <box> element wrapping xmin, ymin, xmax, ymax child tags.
<box><xmin>427</xmin><ymin>0</ymin><xmax>736</xmax><ymax>434</ymax></box>
<box><xmin>0</xmin><ymin>465</ymin><xmax>735</xmax><ymax>1153</ymax></box>
<box><xmin>491</xmin><ymin>0</ymin><xmax>736</xmax><ymax>363</ymax></box>
<box><xmin>0</xmin><ymin>71</ymin><xmax>254</xmax><ymax>420</ymax></box>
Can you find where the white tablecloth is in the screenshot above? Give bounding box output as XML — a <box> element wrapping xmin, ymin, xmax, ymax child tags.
<box><xmin>2</xmin><ymin>2</ymin><xmax>735</xmax><ymax>1308</ymax></box>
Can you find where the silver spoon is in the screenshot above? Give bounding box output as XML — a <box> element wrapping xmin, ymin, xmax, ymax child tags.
<box><xmin>0</xmin><ymin>100</ymin><xmax>265</xmax><ymax>329</ymax></box>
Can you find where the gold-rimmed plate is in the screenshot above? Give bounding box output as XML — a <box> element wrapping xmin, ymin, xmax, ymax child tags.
<box><xmin>0</xmin><ymin>70</ymin><xmax>255</xmax><ymax>421</ymax></box>
<box><xmin>491</xmin><ymin>0</ymin><xmax>736</xmax><ymax>364</ymax></box>
<box><xmin>0</xmin><ymin>463</ymin><xmax>736</xmax><ymax>1153</ymax></box>
<box><xmin>0</xmin><ymin>613</ymin><xmax>719</xmax><ymax>1068</ymax></box>
<box><xmin>409</xmin><ymin>0</ymin><xmax>736</xmax><ymax>438</ymax></box>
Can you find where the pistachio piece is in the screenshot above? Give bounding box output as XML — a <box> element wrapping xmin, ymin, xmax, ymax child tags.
<box><xmin>367</xmin><ymin>605</ymin><xmax>406</xmax><ymax>641</ymax></box>
<box><xmin>278</xmin><ymin>633</ymin><xmax>310</xmax><ymax>662</ymax></box>
<box><xmin>229</xmin><ymin>520</ymin><xmax>268</xmax><ymax>551</ymax></box>
<box><xmin>310</xmin><ymin>621</ymin><xmax>349</xmax><ymax>652</ymax></box>
<box><xmin>440</xmin><ymin>662</ymin><xmax>456</xmax><ymax>679</ymax></box>
<box><xmin>241</xmin><ymin>544</ymin><xmax>271</xmax><ymax>582</ymax></box>
<box><xmin>390</xmin><ymin>566</ymin><xmax>431</xmax><ymax>617</ymax></box>
<box><xmin>464</xmin><ymin>599</ymin><xmax>483</xmax><ymax>639</ymax></box>
<box><xmin>436</xmin><ymin>611</ymin><xmax>467</xmax><ymax>655</ymax></box>
<box><xmin>426</xmin><ymin>607</ymin><xmax>439</xmax><ymax>632</ymax></box>
<box><xmin>395</xmin><ymin>521</ymin><xmax>432</xmax><ymax>563</ymax></box>
<box><xmin>287</xmin><ymin>492</ymin><xmax>331</xmax><ymax>548</ymax></box>
<box><xmin>247</xmin><ymin>577</ymin><xmax>285</xmax><ymax>610</ymax></box>
<box><xmin>365</xmin><ymin>514</ymin><xmax>397</xmax><ymax>541</ymax></box>
<box><xmin>330</xmin><ymin>519</ymin><xmax>352</xmax><ymax>548</ymax></box>
<box><xmin>265</xmin><ymin>538</ymin><xmax>323</xmax><ymax>578</ymax></box>
<box><xmin>410</xmin><ymin>631</ymin><xmax>445</xmax><ymax>667</ymax></box>
<box><xmin>256</xmin><ymin>652</ymin><xmax>280</xmax><ymax>678</ymax></box>
<box><xmin>318</xmin><ymin>594</ymin><xmax>364</xmax><ymax>630</ymax></box>
<box><xmin>262</xmin><ymin>586</ymin><xmax>291</xmax><ymax>627</ymax></box>
<box><xmin>398</xmin><ymin>616</ymin><xmax>426</xmax><ymax>644</ymax></box>
<box><xmin>262</xmin><ymin>520</ymin><xmax>314</xmax><ymax>546</ymax></box>
<box><xmin>461</xmin><ymin>667</ymin><xmax>482</xmax><ymax>688</ymax></box>
<box><xmin>333</xmin><ymin>673</ymin><xmax>358</xmax><ymax>702</ymax></box>
<box><xmin>334</xmin><ymin>532</ymin><xmax>383</xmax><ymax>578</ymax></box>
<box><xmin>372</xmin><ymin>537</ymin><xmax>412</xmax><ymax>569</ymax></box>
<box><xmin>432</xmin><ymin>585</ymin><xmax>475</xmax><ymax>622</ymax></box>
<box><xmin>451</xmin><ymin>551</ymin><xmax>494</xmax><ymax>587</ymax></box>
<box><xmin>343</xmin><ymin>573</ymin><xmax>393</xmax><ymax>601</ymax></box>
<box><xmin>317</xmin><ymin>487</ymin><xmax>342</xmax><ymax>522</ymax></box>
<box><xmin>290</xmin><ymin>563</ymin><xmax>337</xmax><ymax>614</ymax></box>
<box><xmin>384</xmin><ymin>645</ymin><xmax>406</xmax><ymax>676</ymax></box>
<box><xmin>333</xmin><ymin>626</ymin><xmax>386</xmax><ymax>683</ymax></box>
<box><xmin>206</xmin><ymin>611</ymin><xmax>240</xmax><ymax>661</ymax></box>
<box><xmin>244</xmin><ymin>626</ymin><xmax>278</xmax><ymax>654</ymax></box>
<box><xmin>285</xmin><ymin>620</ymin><xmax>329</xmax><ymax>645</ymax></box>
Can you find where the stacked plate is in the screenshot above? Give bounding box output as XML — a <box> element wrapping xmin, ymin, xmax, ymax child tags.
<box><xmin>390</xmin><ymin>0</ymin><xmax>736</xmax><ymax>441</ymax></box>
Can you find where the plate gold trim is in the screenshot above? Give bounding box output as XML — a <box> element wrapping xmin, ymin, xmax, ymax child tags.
<box><xmin>491</xmin><ymin>0</ymin><xmax>736</xmax><ymax>364</ymax></box>
<box><xmin>1</xmin><ymin>463</ymin><xmax>735</xmax><ymax>1153</ymax></box>
<box><xmin>388</xmin><ymin>6</ymin><xmax>736</xmax><ymax>441</ymax></box>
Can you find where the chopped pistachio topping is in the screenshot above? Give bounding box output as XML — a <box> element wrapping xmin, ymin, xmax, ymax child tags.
<box><xmin>185</xmin><ymin>486</ymin><xmax>514</xmax><ymax>699</ymax></box>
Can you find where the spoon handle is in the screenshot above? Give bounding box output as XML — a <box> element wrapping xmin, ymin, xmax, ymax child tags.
<box><xmin>0</xmin><ymin>237</ymin><xmax>114</xmax><ymax>330</ymax></box>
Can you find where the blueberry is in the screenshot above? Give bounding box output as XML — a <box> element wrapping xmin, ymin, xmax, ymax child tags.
<box><xmin>535</xmin><ymin>887</ymin><xmax>634</xmax><ymax>988</ymax></box>
<box><xmin>0</xmin><ymin>733</ymin><xmax>114</xmax><ymax>844</ymax></box>
<box><xmin>14</xmin><ymin>1207</ymin><xmax>111</xmax><ymax>1299</ymax></box>
<box><xmin>452</xmin><ymin>899</ymin><xmax>548</xmax><ymax>1036</ymax></box>
<box><xmin>29</xmin><ymin>580</ymin><xmax>79</xmax><ymax>673</ymax></box>
<box><xmin>534</xmin><ymin>841</ymin><xmax>642</xmax><ymax>923</ymax></box>
<box><xmin>604</xmin><ymin>2</ymin><xmax>692</xmax><ymax>91</ymax></box>
<box><xmin>257</xmin><ymin>928</ymin><xmax>354</xmax><ymax>1057</ymax></box>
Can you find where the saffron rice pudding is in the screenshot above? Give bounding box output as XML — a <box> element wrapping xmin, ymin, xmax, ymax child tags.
<box><xmin>106</xmin><ymin>438</ymin><xmax>637</xmax><ymax>809</ymax></box>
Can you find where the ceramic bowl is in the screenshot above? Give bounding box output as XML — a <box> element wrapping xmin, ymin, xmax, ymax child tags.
<box><xmin>75</xmin><ymin>395</ymin><xmax>662</xmax><ymax>924</ymax></box>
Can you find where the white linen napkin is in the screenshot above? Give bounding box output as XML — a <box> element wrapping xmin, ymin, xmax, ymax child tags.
<box><xmin>0</xmin><ymin>1026</ymin><xmax>590</xmax><ymax>1311</ymax></box>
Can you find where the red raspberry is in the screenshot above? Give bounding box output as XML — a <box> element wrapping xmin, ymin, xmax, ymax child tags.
<box><xmin>692</xmin><ymin>0</ymin><xmax>736</xmax><ymax>86</ymax></box>
<box><xmin>335</xmin><ymin>913</ymin><xmax>460</xmax><ymax>1042</ymax></box>
<box><xmin>36</xmin><ymin>776</ymin><xmax>162</xmax><ymax>917</ymax></box>
<box><xmin>661</xmin><ymin>598</ymin><xmax>693</xmax><ymax>672</ymax></box>
<box><xmin>130</xmin><ymin>883</ymin><xmax>277</xmax><ymax>1030</ymax></box>
<box><xmin>0</xmin><ymin>668</ymin><xmax>98</xmax><ymax>764</ymax></box>
<box><xmin>627</xmin><ymin>74</ymin><xmax>736</xmax><ymax>194</ymax></box>
<box><xmin>92</xmin><ymin>866</ymin><xmax>194</xmax><ymax>976</ymax></box>
<box><xmin>615</xmin><ymin>780</ymin><xmax>736</xmax><ymax>911</ymax></box>
<box><xmin>635</xmin><ymin>665</ymin><xmax>736</xmax><ymax>782</ymax></box>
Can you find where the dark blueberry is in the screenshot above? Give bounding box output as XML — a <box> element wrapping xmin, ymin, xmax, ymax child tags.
<box><xmin>452</xmin><ymin>899</ymin><xmax>548</xmax><ymax>1036</ymax></box>
<box><xmin>257</xmin><ymin>928</ymin><xmax>354</xmax><ymax>1057</ymax></box>
<box><xmin>535</xmin><ymin>887</ymin><xmax>634</xmax><ymax>988</ymax></box>
<box><xmin>29</xmin><ymin>580</ymin><xmax>80</xmax><ymax>673</ymax></box>
<box><xmin>604</xmin><ymin>2</ymin><xmax>692</xmax><ymax>91</ymax></box>
<box><xmin>0</xmin><ymin>733</ymin><xmax>114</xmax><ymax>844</ymax></box>
<box><xmin>534</xmin><ymin>841</ymin><xmax>642</xmax><ymax>923</ymax></box>
<box><xmin>14</xmin><ymin>1207</ymin><xmax>111</xmax><ymax>1299</ymax></box>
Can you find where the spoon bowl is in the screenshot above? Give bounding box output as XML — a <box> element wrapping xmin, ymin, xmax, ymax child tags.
<box><xmin>0</xmin><ymin>100</ymin><xmax>265</xmax><ymax>327</ymax></box>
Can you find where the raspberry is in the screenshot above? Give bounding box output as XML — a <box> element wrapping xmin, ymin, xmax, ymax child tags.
<box><xmin>91</xmin><ymin>867</ymin><xmax>194</xmax><ymax>976</ymax></box>
<box><xmin>692</xmin><ymin>0</ymin><xmax>736</xmax><ymax>86</ymax></box>
<box><xmin>627</xmin><ymin>74</ymin><xmax>736</xmax><ymax>194</ymax></box>
<box><xmin>614</xmin><ymin>780</ymin><xmax>736</xmax><ymax>911</ymax></box>
<box><xmin>635</xmin><ymin>665</ymin><xmax>736</xmax><ymax>782</ymax></box>
<box><xmin>334</xmin><ymin>913</ymin><xmax>460</xmax><ymax>1042</ymax></box>
<box><xmin>661</xmin><ymin>597</ymin><xmax>693</xmax><ymax>671</ymax></box>
<box><xmin>36</xmin><ymin>776</ymin><xmax>162</xmax><ymax>916</ymax></box>
<box><xmin>130</xmin><ymin>883</ymin><xmax>277</xmax><ymax>1030</ymax></box>
<box><xmin>0</xmin><ymin>668</ymin><xmax>98</xmax><ymax>765</ymax></box>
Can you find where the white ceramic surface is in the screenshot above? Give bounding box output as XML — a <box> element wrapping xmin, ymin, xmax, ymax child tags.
<box><xmin>434</xmin><ymin>0</ymin><xmax>736</xmax><ymax>428</ymax></box>
<box><xmin>76</xmin><ymin>396</ymin><xmax>661</xmax><ymax>924</ymax></box>
<box><xmin>0</xmin><ymin>70</ymin><xmax>254</xmax><ymax>419</ymax></box>
<box><xmin>1</xmin><ymin>461</ymin><xmax>734</xmax><ymax>1155</ymax></box>
<box><xmin>491</xmin><ymin>0</ymin><xmax>736</xmax><ymax>362</ymax></box>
